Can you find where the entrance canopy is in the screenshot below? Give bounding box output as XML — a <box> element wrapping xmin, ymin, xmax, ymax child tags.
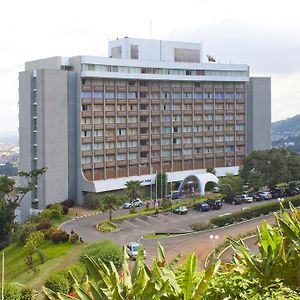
<box><xmin>177</xmin><ymin>173</ymin><xmax>218</xmax><ymax>195</ymax></box>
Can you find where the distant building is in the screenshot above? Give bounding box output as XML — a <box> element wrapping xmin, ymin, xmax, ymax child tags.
<box><xmin>19</xmin><ymin>37</ymin><xmax>271</xmax><ymax>220</ymax></box>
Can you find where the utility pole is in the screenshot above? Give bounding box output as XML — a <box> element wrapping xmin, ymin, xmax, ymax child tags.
<box><xmin>1</xmin><ymin>252</ymin><xmax>4</xmax><ymax>300</ymax></box>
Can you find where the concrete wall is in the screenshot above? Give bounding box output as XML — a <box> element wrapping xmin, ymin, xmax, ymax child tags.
<box><xmin>109</xmin><ymin>37</ymin><xmax>202</xmax><ymax>63</ymax></box>
<box><xmin>19</xmin><ymin>71</ymin><xmax>34</xmax><ymax>221</ymax></box>
<box><xmin>246</xmin><ymin>77</ymin><xmax>271</xmax><ymax>154</ymax></box>
<box><xmin>37</xmin><ymin>69</ymin><xmax>69</xmax><ymax>207</ymax></box>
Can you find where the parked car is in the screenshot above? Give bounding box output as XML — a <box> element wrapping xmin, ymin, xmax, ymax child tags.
<box><xmin>126</xmin><ymin>242</ymin><xmax>146</xmax><ymax>260</ymax></box>
<box><xmin>238</xmin><ymin>194</ymin><xmax>254</xmax><ymax>203</ymax></box>
<box><xmin>222</xmin><ymin>195</ymin><xmax>242</xmax><ymax>205</ymax></box>
<box><xmin>284</xmin><ymin>189</ymin><xmax>298</xmax><ymax>197</ymax></box>
<box><xmin>257</xmin><ymin>191</ymin><xmax>272</xmax><ymax>200</ymax></box>
<box><xmin>193</xmin><ymin>202</ymin><xmax>210</xmax><ymax>212</ymax></box>
<box><xmin>167</xmin><ymin>191</ymin><xmax>181</xmax><ymax>200</ymax></box>
<box><xmin>205</xmin><ymin>199</ymin><xmax>222</xmax><ymax>210</ymax></box>
<box><xmin>171</xmin><ymin>205</ymin><xmax>188</xmax><ymax>215</ymax></box>
<box><xmin>249</xmin><ymin>193</ymin><xmax>264</xmax><ymax>202</ymax></box>
<box><xmin>123</xmin><ymin>198</ymin><xmax>143</xmax><ymax>209</ymax></box>
<box><xmin>270</xmin><ymin>189</ymin><xmax>286</xmax><ymax>199</ymax></box>
<box><xmin>213</xmin><ymin>186</ymin><xmax>220</xmax><ymax>193</ymax></box>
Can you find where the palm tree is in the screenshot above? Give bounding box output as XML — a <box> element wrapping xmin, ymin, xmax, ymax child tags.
<box><xmin>100</xmin><ymin>194</ymin><xmax>121</xmax><ymax>221</ymax></box>
<box><xmin>125</xmin><ymin>180</ymin><xmax>143</xmax><ymax>202</ymax></box>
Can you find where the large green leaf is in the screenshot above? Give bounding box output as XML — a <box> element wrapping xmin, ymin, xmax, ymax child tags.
<box><xmin>181</xmin><ymin>253</ymin><xmax>197</xmax><ymax>300</ymax></box>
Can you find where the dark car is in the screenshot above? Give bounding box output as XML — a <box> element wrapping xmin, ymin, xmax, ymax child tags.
<box><xmin>270</xmin><ymin>189</ymin><xmax>286</xmax><ymax>199</ymax></box>
<box><xmin>205</xmin><ymin>199</ymin><xmax>222</xmax><ymax>210</ymax></box>
<box><xmin>167</xmin><ymin>191</ymin><xmax>181</xmax><ymax>200</ymax></box>
<box><xmin>284</xmin><ymin>189</ymin><xmax>298</xmax><ymax>197</ymax></box>
<box><xmin>193</xmin><ymin>202</ymin><xmax>210</xmax><ymax>212</ymax></box>
<box><xmin>249</xmin><ymin>193</ymin><xmax>264</xmax><ymax>202</ymax></box>
<box><xmin>171</xmin><ymin>206</ymin><xmax>188</xmax><ymax>215</ymax></box>
<box><xmin>222</xmin><ymin>195</ymin><xmax>242</xmax><ymax>205</ymax></box>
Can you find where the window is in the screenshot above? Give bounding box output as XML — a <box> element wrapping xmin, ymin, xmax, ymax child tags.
<box><xmin>130</xmin><ymin>45</ymin><xmax>139</xmax><ymax>59</ymax></box>
<box><xmin>184</xmin><ymin>137</ymin><xmax>193</xmax><ymax>144</ymax></box>
<box><xmin>106</xmin><ymin>105</ymin><xmax>115</xmax><ymax>111</ymax></box>
<box><xmin>215</xmin><ymin>125</ymin><xmax>224</xmax><ymax>131</ymax></box>
<box><xmin>117</xmin><ymin>153</ymin><xmax>126</xmax><ymax>160</ymax></box>
<box><xmin>162</xmin><ymin>115</ymin><xmax>171</xmax><ymax>122</ymax></box>
<box><xmin>82</xmin><ymin>156</ymin><xmax>92</xmax><ymax>164</ymax></box>
<box><xmin>111</xmin><ymin>46</ymin><xmax>122</xmax><ymax>58</ymax></box>
<box><xmin>82</xmin><ymin>143</ymin><xmax>92</xmax><ymax>150</ymax></box>
<box><xmin>204</xmin><ymin>147</ymin><xmax>213</xmax><ymax>153</ymax></box>
<box><xmin>183</xmin><ymin>149</ymin><xmax>193</xmax><ymax>155</ymax></box>
<box><xmin>81</xmin><ymin>92</ymin><xmax>92</xmax><ymax>98</ymax></box>
<box><xmin>94</xmin><ymin>142</ymin><xmax>103</xmax><ymax>149</ymax></box>
<box><xmin>106</xmin><ymin>154</ymin><xmax>115</xmax><ymax>161</ymax></box>
<box><xmin>128</xmin><ymin>140</ymin><xmax>138</xmax><ymax>147</ymax></box>
<box><xmin>140</xmin><ymin>104</ymin><xmax>148</xmax><ymax>110</ymax></box>
<box><xmin>225</xmin><ymin>114</ymin><xmax>234</xmax><ymax>120</ymax></box>
<box><xmin>94</xmin><ymin>105</ymin><xmax>103</xmax><ymax>111</ymax></box>
<box><xmin>173</xmin><ymin>115</ymin><xmax>181</xmax><ymax>122</ymax></box>
<box><xmin>94</xmin><ymin>117</ymin><xmax>103</xmax><ymax>124</ymax></box>
<box><xmin>173</xmin><ymin>127</ymin><xmax>182</xmax><ymax>133</ymax></box>
<box><xmin>105</xmin><ymin>117</ymin><xmax>115</xmax><ymax>124</ymax></box>
<box><xmin>174</xmin><ymin>48</ymin><xmax>200</xmax><ymax>63</ymax></box>
<box><xmin>204</xmin><ymin>136</ymin><xmax>213</xmax><ymax>143</ymax></box>
<box><xmin>173</xmin><ymin>138</ymin><xmax>182</xmax><ymax>144</ymax></box>
<box><xmin>225</xmin><ymin>135</ymin><xmax>234</xmax><ymax>142</ymax></box>
<box><xmin>194</xmin><ymin>126</ymin><xmax>202</xmax><ymax>132</ymax></box>
<box><xmin>128</xmin><ymin>116</ymin><xmax>137</xmax><ymax>123</ymax></box>
<box><xmin>94</xmin><ymin>130</ymin><xmax>103</xmax><ymax>136</ymax></box>
<box><xmin>183</xmin><ymin>126</ymin><xmax>193</xmax><ymax>132</ymax></box>
<box><xmin>162</xmin><ymin>138</ymin><xmax>171</xmax><ymax>145</ymax></box>
<box><xmin>128</xmin><ymin>152</ymin><xmax>138</xmax><ymax>159</ymax></box>
<box><xmin>82</xmin><ymin>105</ymin><xmax>91</xmax><ymax>111</ymax></box>
<box><xmin>173</xmin><ymin>93</ymin><xmax>181</xmax><ymax>99</ymax></box>
<box><xmin>204</xmin><ymin>104</ymin><xmax>213</xmax><ymax>110</ymax></box>
<box><xmin>183</xmin><ymin>93</ymin><xmax>192</xmax><ymax>99</ymax></box>
<box><xmin>204</xmin><ymin>115</ymin><xmax>213</xmax><ymax>121</ymax></box>
<box><xmin>236</xmin><ymin>124</ymin><xmax>245</xmax><ymax>131</ymax></box>
<box><xmin>215</xmin><ymin>136</ymin><xmax>224</xmax><ymax>142</ymax></box>
<box><xmin>128</xmin><ymin>92</ymin><xmax>137</xmax><ymax>99</ymax></box>
<box><xmin>162</xmin><ymin>150</ymin><xmax>171</xmax><ymax>157</ymax></box>
<box><xmin>117</xmin><ymin>129</ymin><xmax>127</xmax><ymax>136</ymax></box>
<box><xmin>161</xmin><ymin>93</ymin><xmax>170</xmax><ymax>99</ymax></box>
<box><xmin>117</xmin><ymin>92</ymin><xmax>126</xmax><ymax>99</ymax></box>
<box><xmin>94</xmin><ymin>155</ymin><xmax>104</xmax><ymax>162</ymax></box>
<box><xmin>81</xmin><ymin>130</ymin><xmax>91</xmax><ymax>137</ymax></box>
<box><xmin>105</xmin><ymin>92</ymin><xmax>115</xmax><ymax>99</ymax></box>
<box><xmin>105</xmin><ymin>142</ymin><xmax>115</xmax><ymax>149</ymax></box>
<box><xmin>162</xmin><ymin>127</ymin><xmax>171</xmax><ymax>133</ymax></box>
<box><xmin>225</xmin><ymin>146</ymin><xmax>235</xmax><ymax>153</ymax></box>
<box><xmin>194</xmin><ymin>137</ymin><xmax>203</xmax><ymax>143</ymax></box>
<box><xmin>129</xmin><ymin>128</ymin><xmax>137</xmax><ymax>135</ymax></box>
<box><xmin>117</xmin><ymin>116</ymin><xmax>126</xmax><ymax>123</ymax></box>
<box><xmin>117</xmin><ymin>141</ymin><xmax>127</xmax><ymax>148</ymax></box>
<box><xmin>106</xmin><ymin>129</ymin><xmax>114</xmax><ymax>136</ymax></box>
<box><xmin>94</xmin><ymin>92</ymin><xmax>103</xmax><ymax>99</ymax></box>
<box><xmin>194</xmin><ymin>93</ymin><xmax>203</xmax><ymax>100</ymax></box>
<box><xmin>82</xmin><ymin>117</ymin><xmax>91</xmax><ymax>124</ymax></box>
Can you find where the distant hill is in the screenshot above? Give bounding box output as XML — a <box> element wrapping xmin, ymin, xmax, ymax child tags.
<box><xmin>272</xmin><ymin>115</ymin><xmax>300</xmax><ymax>139</ymax></box>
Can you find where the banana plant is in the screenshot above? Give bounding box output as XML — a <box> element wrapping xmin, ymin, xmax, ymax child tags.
<box><xmin>43</xmin><ymin>243</ymin><xmax>220</xmax><ymax>300</ymax></box>
<box><xmin>229</xmin><ymin>203</ymin><xmax>300</xmax><ymax>287</ymax></box>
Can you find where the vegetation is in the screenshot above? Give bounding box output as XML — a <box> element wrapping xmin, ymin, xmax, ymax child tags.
<box><xmin>0</xmin><ymin>167</ymin><xmax>46</xmax><ymax>248</ymax></box>
<box><xmin>210</xmin><ymin>194</ymin><xmax>300</xmax><ymax>227</ymax></box>
<box><xmin>44</xmin><ymin>243</ymin><xmax>220</xmax><ymax>299</ymax></box>
<box><xmin>100</xmin><ymin>193</ymin><xmax>122</xmax><ymax>221</ymax></box>
<box><xmin>190</xmin><ymin>222</ymin><xmax>215</xmax><ymax>232</ymax></box>
<box><xmin>239</xmin><ymin>148</ymin><xmax>300</xmax><ymax>190</ymax></box>
<box><xmin>218</xmin><ymin>172</ymin><xmax>243</xmax><ymax>196</ymax></box>
<box><xmin>80</xmin><ymin>240</ymin><xmax>123</xmax><ymax>271</ymax></box>
<box><xmin>96</xmin><ymin>220</ymin><xmax>119</xmax><ymax>232</ymax></box>
<box><xmin>125</xmin><ymin>180</ymin><xmax>144</xmax><ymax>201</ymax></box>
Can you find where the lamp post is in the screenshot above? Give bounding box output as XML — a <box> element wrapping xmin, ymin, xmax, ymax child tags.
<box><xmin>1</xmin><ymin>252</ymin><xmax>4</xmax><ymax>300</ymax></box>
<box><xmin>209</xmin><ymin>234</ymin><xmax>219</xmax><ymax>261</ymax></box>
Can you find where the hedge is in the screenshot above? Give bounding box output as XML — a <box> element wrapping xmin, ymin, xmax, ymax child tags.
<box><xmin>210</xmin><ymin>195</ymin><xmax>300</xmax><ymax>227</ymax></box>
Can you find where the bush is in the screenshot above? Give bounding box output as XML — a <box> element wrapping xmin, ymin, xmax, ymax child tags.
<box><xmin>20</xmin><ymin>287</ymin><xmax>33</xmax><ymax>300</ymax></box>
<box><xmin>48</xmin><ymin>209</ymin><xmax>62</xmax><ymax>220</ymax></box>
<box><xmin>50</xmin><ymin>229</ymin><xmax>70</xmax><ymax>243</ymax></box>
<box><xmin>0</xmin><ymin>283</ymin><xmax>21</xmax><ymax>300</ymax></box>
<box><xmin>43</xmin><ymin>227</ymin><xmax>55</xmax><ymax>240</ymax></box>
<box><xmin>210</xmin><ymin>195</ymin><xmax>300</xmax><ymax>227</ymax></box>
<box><xmin>129</xmin><ymin>207</ymin><xmax>137</xmax><ymax>214</ymax></box>
<box><xmin>70</xmin><ymin>232</ymin><xmax>79</xmax><ymax>243</ymax></box>
<box><xmin>96</xmin><ymin>220</ymin><xmax>119</xmax><ymax>232</ymax></box>
<box><xmin>36</xmin><ymin>218</ymin><xmax>52</xmax><ymax>230</ymax></box>
<box><xmin>67</xmin><ymin>263</ymin><xmax>86</xmax><ymax>283</ymax></box>
<box><xmin>85</xmin><ymin>195</ymin><xmax>100</xmax><ymax>209</ymax></box>
<box><xmin>62</xmin><ymin>205</ymin><xmax>69</xmax><ymax>215</ymax></box>
<box><xmin>80</xmin><ymin>240</ymin><xmax>123</xmax><ymax>271</ymax></box>
<box><xmin>16</xmin><ymin>222</ymin><xmax>37</xmax><ymax>245</ymax></box>
<box><xmin>44</xmin><ymin>273</ymin><xmax>70</xmax><ymax>294</ymax></box>
<box><xmin>190</xmin><ymin>222</ymin><xmax>215</xmax><ymax>231</ymax></box>
<box><xmin>61</xmin><ymin>198</ymin><xmax>75</xmax><ymax>208</ymax></box>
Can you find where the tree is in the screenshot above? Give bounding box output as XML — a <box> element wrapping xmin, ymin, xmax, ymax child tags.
<box><xmin>219</xmin><ymin>173</ymin><xmax>243</xmax><ymax>196</ymax></box>
<box><xmin>24</xmin><ymin>230</ymin><xmax>45</xmax><ymax>267</ymax></box>
<box><xmin>100</xmin><ymin>194</ymin><xmax>122</xmax><ymax>221</ymax></box>
<box><xmin>0</xmin><ymin>167</ymin><xmax>46</xmax><ymax>246</ymax></box>
<box><xmin>156</xmin><ymin>172</ymin><xmax>167</xmax><ymax>198</ymax></box>
<box><xmin>239</xmin><ymin>148</ymin><xmax>300</xmax><ymax>189</ymax></box>
<box><xmin>125</xmin><ymin>180</ymin><xmax>143</xmax><ymax>201</ymax></box>
<box><xmin>44</xmin><ymin>243</ymin><xmax>220</xmax><ymax>299</ymax></box>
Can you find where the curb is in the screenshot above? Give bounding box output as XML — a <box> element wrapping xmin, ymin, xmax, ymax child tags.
<box><xmin>58</xmin><ymin>211</ymin><xmax>103</xmax><ymax>228</ymax></box>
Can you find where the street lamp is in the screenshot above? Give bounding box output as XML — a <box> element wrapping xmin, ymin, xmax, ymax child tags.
<box><xmin>209</xmin><ymin>234</ymin><xmax>219</xmax><ymax>261</ymax></box>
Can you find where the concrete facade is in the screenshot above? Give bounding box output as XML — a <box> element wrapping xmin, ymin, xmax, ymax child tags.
<box><xmin>19</xmin><ymin>37</ymin><xmax>271</xmax><ymax>220</ymax></box>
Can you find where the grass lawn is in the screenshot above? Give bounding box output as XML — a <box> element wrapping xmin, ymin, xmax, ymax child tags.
<box><xmin>3</xmin><ymin>240</ymin><xmax>84</xmax><ymax>291</ymax></box>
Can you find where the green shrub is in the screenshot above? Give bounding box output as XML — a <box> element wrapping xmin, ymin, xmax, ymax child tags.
<box><xmin>210</xmin><ymin>196</ymin><xmax>300</xmax><ymax>227</ymax></box>
<box><xmin>70</xmin><ymin>232</ymin><xmax>79</xmax><ymax>243</ymax></box>
<box><xmin>43</xmin><ymin>227</ymin><xmax>55</xmax><ymax>240</ymax></box>
<box><xmin>20</xmin><ymin>287</ymin><xmax>33</xmax><ymax>300</ymax></box>
<box><xmin>0</xmin><ymin>283</ymin><xmax>21</xmax><ymax>300</ymax></box>
<box><xmin>16</xmin><ymin>222</ymin><xmax>37</xmax><ymax>245</ymax></box>
<box><xmin>50</xmin><ymin>229</ymin><xmax>69</xmax><ymax>243</ymax></box>
<box><xmin>67</xmin><ymin>263</ymin><xmax>86</xmax><ymax>283</ymax></box>
<box><xmin>85</xmin><ymin>195</ymin><xmax>100</xmax><ymax>209</ymax></box>
<box><xmin>190</xmin><ymin>222</ymin><xmax>215</xmax><ymax>231</ymax></box>
<box><xmin>96</xmin><ymin>220</ymin><xmax>119</xmax><ymax>232</ymax></box>
<box><xmin>48</xmin><ymin>209</ymin><xmax>62</xmax><ymax>220</ymax></box>
<box><xmin>44</xmin><ymin>272</ymin><xmax>70</xmax><ymax>294</ymax></box>
<box><xmin>80</xmin><ymin>240</ymin><xmax>123</xmax><ymax>271</ymax></box>
<box><xmin>129</xmin><ymin>207</ymin><xmax>137</xmax><ymax>214</ymax></box>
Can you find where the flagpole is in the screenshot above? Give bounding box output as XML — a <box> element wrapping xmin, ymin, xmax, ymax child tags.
<box><xmin>155</xmin><ymin>170</ymin><xmax>158</xmax><ymax>202</ymax></box>
<box><xmin>1</xmin><ymin>252</ymin><xmax>4</xmax><ymax>300</ymax></box>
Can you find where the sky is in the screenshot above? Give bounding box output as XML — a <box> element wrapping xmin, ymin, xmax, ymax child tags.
<box><xmin>1</xmin><ymin>0</ymin><xmax>300</xmax><ymax>134</ymax></box>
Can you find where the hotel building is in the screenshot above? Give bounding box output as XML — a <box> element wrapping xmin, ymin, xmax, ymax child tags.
<box><xmin>19</xmin><ymin>37</ymin><xmax>271</xmax><ymax>219</ymax></box>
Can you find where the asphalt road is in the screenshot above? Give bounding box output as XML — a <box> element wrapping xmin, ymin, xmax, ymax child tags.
<box><xmin>61</xmin><ymin>199</ymin><xmax>278</xmax><ymax>266</ymax></box>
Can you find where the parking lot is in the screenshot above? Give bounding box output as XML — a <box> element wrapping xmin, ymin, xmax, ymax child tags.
<box><xmin>115</xmin><ymin>201</ymin><xmax>256</xmax><ymax>234</ymax></box>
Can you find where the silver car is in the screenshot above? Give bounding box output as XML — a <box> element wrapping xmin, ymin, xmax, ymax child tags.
<box><xmin>126</xmin><ymin>242</ymin><xmax>146</xmax><ymax>260</ymax></box>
